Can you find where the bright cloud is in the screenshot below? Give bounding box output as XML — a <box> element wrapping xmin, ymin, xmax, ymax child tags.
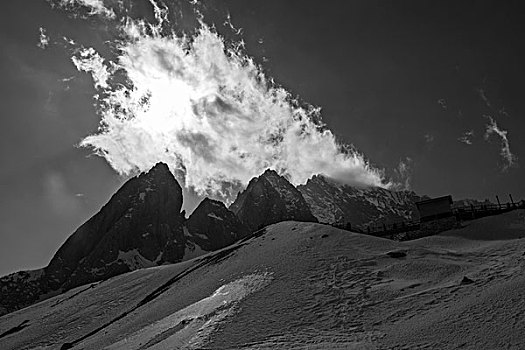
<box><xmin>67</xmin><ymin>4</ymin><xmax>387</xmax><ymax>201</ymax></box>
<box><xmin>71</xmin><ymin>47</ymin><xmax>110</xmax><ymax>89</ymax></box>
<box><xmin>484</xmin><ymin>116</ymin><xmax>517</xmax><ymax>171</ymax></box>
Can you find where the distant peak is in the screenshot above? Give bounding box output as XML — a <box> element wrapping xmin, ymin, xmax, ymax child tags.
<box><xmin>310</xmin><ymin>173</ymin><xmax>326</xmax><ymax>181</ymax></box>
<box><xmin>306</xmin><ymin>173</ymin><xmax>334</xmax><ymax>185</ymax></box>
<box><xmin>306</xmin><ymin>173</ymin><xmax>372</xmax><ymax>190</ymax></box>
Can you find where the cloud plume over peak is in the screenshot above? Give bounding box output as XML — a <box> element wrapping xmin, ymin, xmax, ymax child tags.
<box><xmin>67</xmin><ymin>3</ymin><xmax>387</xmax><ymax>201</ymax></box>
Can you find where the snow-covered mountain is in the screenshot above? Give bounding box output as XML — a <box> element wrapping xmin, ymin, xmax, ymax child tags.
<box><xmin>298</xmin><ymin>174</ymin><xmax>423</xmax><ymax>227</ymax></box>
<box><xmin>229</xmin><ymin>169</ymin><xmax>318</xmax><ymax>231</ymax></box>
<box><xmin>0</xmin><ymin>163</ymin><xmax>247</xmax><ymax>316</ymax></box>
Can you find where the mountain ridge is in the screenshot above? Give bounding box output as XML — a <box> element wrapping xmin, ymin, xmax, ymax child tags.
<box><xmin>298</xmin><ymin>174</ymin><xmax>423</xmax><ymax>227</ymax></box>
<box><xmin>0</xmin><ymin>166</ymin><xmax>427</xmax><ymax>316</ymax></box>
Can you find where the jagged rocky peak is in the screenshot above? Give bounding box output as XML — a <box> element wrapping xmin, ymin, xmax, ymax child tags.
<box><xmin>298</xmin><ymin>173</ymin><xmax>422</xmax><ymax>227</ymax></box>
<box><xmin>45</xmin><ymin>162</ymin><xmax>185</xmax><ymax>288</ymax></box>
<box><xmin>229</xmin><ymin>168</ymin><xmax>317</xmax><ymax>232</ymax></box>
<box><xmin>185</xmin><ymin>198</ymin><xmax>250</xmax><ymax>251</ymax></box>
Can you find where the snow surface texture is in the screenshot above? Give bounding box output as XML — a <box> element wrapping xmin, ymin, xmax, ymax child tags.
<box><xmin>1</xmin><ymin>210</ymin><xmax>525</xmax><ymax>349</ymax></box>
<box><xmin>107</xmin><ymin>272</ymin><xmax>273</xmax><ymax>349</ymax></box>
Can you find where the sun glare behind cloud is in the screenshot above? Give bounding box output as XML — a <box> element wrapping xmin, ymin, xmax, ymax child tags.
<box><xmin>71</xmin><ymin>2</ymin><xmax>387</xmax><ymax>201</ymax></box>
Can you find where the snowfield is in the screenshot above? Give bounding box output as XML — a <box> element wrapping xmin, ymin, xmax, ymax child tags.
<box><xmin>1</xmin><ymin>210</ymin><xmax>525</xmax><ymax>349</ymax></box>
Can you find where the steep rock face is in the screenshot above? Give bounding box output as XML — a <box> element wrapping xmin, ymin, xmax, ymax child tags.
<box><xmin>47</xmin><ymin>162</ymin><xmax>185</xmax><ymax>289</ymax></box>
<box><xmin>185</xmin><ymin>198</ymin><xmax>250</xmax><ymax>251</ymax></box>
<box><xmin>298</xmin><ymin>175</ymin><xmax>422</xmax><ymax>227</ymax></box>
<box><xmin>229</xmin><ymin>169</ymin><xmax>317</xmax><ymax>231</ymax></box>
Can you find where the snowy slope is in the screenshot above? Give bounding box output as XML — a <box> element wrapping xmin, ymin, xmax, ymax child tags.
<box><xmin>1</xmin><ymin>210</ymin><xmax>525</xmax><ymax>349</ymax></box>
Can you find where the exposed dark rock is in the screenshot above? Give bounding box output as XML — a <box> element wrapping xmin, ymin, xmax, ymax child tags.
<box><xmin>60</xmin><ymin>343</ymin><xmax>74</xmax><ymax>350</ymax></box>
<box><xmin>185</xmin><ymin>198</ymin><xmax>250</xmax><ymax>251</ymax></box>
<box><xmin>461</xmin><ymin>276</ymin><xmax>474</xmax><ymax>285</ymax></box>
<box><xmin>49</xmin><ymin>162</ymin><xmax>185</xmax><ymax>290</ymax></box>
<box><xmin>229</xmin><ymin>169</ymin><xmax>317</xmax><ymax>231</ymax></box>
<box><xmin>387</xmin><ymin>250</ymin><xmax>407</xmax><ymax>258</ymax></box>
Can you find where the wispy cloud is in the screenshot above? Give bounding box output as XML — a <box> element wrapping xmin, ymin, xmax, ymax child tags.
<box><xmin>37</xmin><ymin>27</ymin><xmax>49</xmax><ymax>49</ymax></box>
<box><xmin>484</xmin><ymin>116</ymin><xmax>517</xmax><ymax>171</ymax></box>
<box><xmin>424</xmin><ymin>133</ymin><xmax>434</xmax><ymax>144</ymax></box>
<box><xmin>437</xmin><ymin>98</ymin><xmax>447</xmax><ymax>111</ymax></box>
<box><xmin>476</xmin><ymin>87</ymin><xmax>492</xmax><ymax>108</ymax></box>
<box><xmin>458</xmin><ymin>130</ymin><xmax>474</xmax><ymax>145</ymax></box>
<box><xmin>223</xmin><ymin>13</ymin><xmax>243</xmax><ymax>35</ymax></box>
<box><xmin>498</xmin><ymin>106</ymin><xmax>510</xmax><ymax>117</ymax></box>
<box><xmin>392</xmin><ymin>157</ymin><xmax>412</xmax><ymax>190</ymax></box>
<box><xmin>55</xmin><ymin>0</ymin><xmax>115</xmax><ymax>18</ymax></box>
<box><xmin>71</xmin><ymin>47</ymin><xmax>110</xmax><ymax>89</ymax></box>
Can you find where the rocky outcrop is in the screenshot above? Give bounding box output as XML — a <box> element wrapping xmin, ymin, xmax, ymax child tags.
<box><xmin>298</xmin><ymin>174</ymin><xmax>422</xmax><ymax>227</ymax></box>
<box><xmin>47</xmin><ymin>162</ymin><xmax>185</xmax><ymax>289</ymax></box>
<box><xmin>185</xmin><ymin>198</ymin><xmax>250</xmax><ymax>251</ymax></box>
<box><xmin>0</xmin><ymin>269</ymin><xmax>54</xmax><ymax>317</ymax></box>
<box><xmin>229</xmin><ymin>169</ymin><xmax>317</xmax><ymax>231</ymax></box>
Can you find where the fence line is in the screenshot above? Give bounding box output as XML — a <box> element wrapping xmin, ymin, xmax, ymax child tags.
<box><xmin>332</xmin><ymin>198</ymin><xmax>525</xmax><ymax>239</ymax></box>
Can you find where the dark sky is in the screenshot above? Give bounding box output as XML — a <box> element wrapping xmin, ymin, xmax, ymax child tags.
<box><xmin>1</xmin><ymin>0</ymin><xmax>524</xmax><ymax>276</ymax></box>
